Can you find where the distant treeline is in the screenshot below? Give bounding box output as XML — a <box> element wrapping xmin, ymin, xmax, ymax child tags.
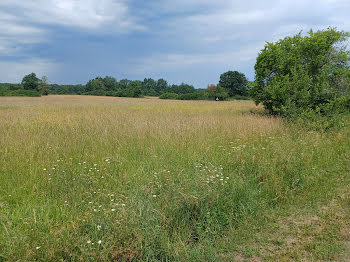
<box><xmin>0</xmin><ymin>70</ymin><xmax>252</xmax><ymax>101</ymax></box>
<box><xmin>0</xmin><ymin>83</ymin><xmax>42</xmax><ymax>97</ymax></box>
<box><xmin>0</xmin><ymin>74</ymin><xmax>200</xmax><ymax>98</ymax></box>
<box><xmin>49</xmin><ymin>77</ymin><xmax>197</xmax><ymax>97</ymax></box>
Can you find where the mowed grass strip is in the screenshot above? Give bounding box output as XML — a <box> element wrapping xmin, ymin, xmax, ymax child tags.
<box><xmin>0</xmin><ymin>95</ymin><xmax>349</xmax><ymax>261</ymax></box>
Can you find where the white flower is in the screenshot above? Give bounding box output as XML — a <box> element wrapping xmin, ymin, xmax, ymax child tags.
<box><xmin>97</xmin><ymin>225</ymin><xmax>102</xmax><ymax>230</ymax></box>
<box><xmin>98</xmin><ymin>240</ymin><xmax>102</xmax><ymax>245</ymax></box>
<box><xmin>121</xmin><ymin>204</ymin><xmax>126</xmax><ymax>207</ymax></box>
<box><xmin>43</xmin><ymin>168</ymin><xmax>46</xmax><ymax>171</ymax></box>
<box><xmin>111</xmin><ymin>209</ymin><xmax>116</xmax><ymax>212</ymax></box>
<box><xmin>152</xmin><ymin>195</ymin><xmax>157</xmax><ymax>198</ymax></box>
<box><xmin>36</xmin><ymin>246</ymin><xmax>41</xmax><ymax>250</ymax></box>
<box><xmin>87</xmin><ymin>240</ymin><xmax>91</xmax><ymax>244</ymax></box>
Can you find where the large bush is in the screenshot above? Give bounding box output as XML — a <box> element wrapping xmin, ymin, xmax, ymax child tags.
<box><xmin>159</xmin><ymin>93</ymin><xmax>179</xmax><ymax>100</ymax></box>
<box><xmin>251</xmin><ymin>28</ymin><xmax>350</xmax><ymax>119</ymax></box>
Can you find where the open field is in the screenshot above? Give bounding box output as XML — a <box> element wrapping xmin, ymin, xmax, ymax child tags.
<box><xmin>0</xmin><ymin>95</ymin><xmax>349</xmax><ymax>261</ymax></box>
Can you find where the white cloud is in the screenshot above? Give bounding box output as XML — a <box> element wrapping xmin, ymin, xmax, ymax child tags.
<box><xmin>133</xmin><ymin>43</ymin><xmax>262</xmax><ymax>75</ymax></box>
<box><xmin>0</xmin><ymin>0</ymin><xmax>144</xmax><ymax>77</ymax></box>
<box><xmin>0</xmin><ymin>59</ymin><xmax>60</xmax><ymax>83</ymax></box>
<box><xmin>0</xmin><ymin>0</ymin><xmax>143</xmax><ymax>31</ymax></box>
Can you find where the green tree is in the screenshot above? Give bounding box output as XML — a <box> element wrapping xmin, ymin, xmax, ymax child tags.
<box><xmin>102</xmin><ymin>76</ymin><xmax>117</xmax><ymax>91</ymax></box>
<box><xmin>85</xmin><ymin>77</ymin><xmax>105</xmax><ymax>92</ymax></box>
<box><xmin>219</xmin><ymin>71</ymin><xmax>248</xmax><ymax>96</ymax></box>
<box><xmin>142</xmin><ymin>78</ymin><xmax>157</xmax><ymax>96</ymax></box>
<box><xmin>156</xmin><ymin>79</ymin><xmax>168</xmax><ymax>95</ymax></box>
<box><xmin>169</xmin><ymin>83</ymin><xmax>195</xmax><ymax>94</ymax></box>
<box><xmin>129</xmin><ymin>80</ymin><xmax>143</xmax><ymax>97</ymax></box>
<box><xmin>252</xmin><ymin>27</ymin><xmax>350</xmax><ymax>116</ymax></box>
<box><xmin>21</xmin><ymin>73</ymin><xmax>41</xmax><ymax>91</ymax></box>
<box><xmin>40</xmin><ymin>76</ymin><xmax>49</xmax><ymax>95</ymax></box>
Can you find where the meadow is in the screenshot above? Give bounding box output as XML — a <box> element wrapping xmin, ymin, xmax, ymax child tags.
<box><xmin>0</xmin><ymin>95</ymin><xmax>349</xmax><ymax>261</ymax></box>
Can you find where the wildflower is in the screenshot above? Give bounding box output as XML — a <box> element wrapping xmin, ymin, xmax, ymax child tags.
<box><xmin>43</xmin><ymin>168</ymin><xmax>46</xmax><ymax>171</ymax></box>
<box><xmin>94</xmin><ymin>164</ymin><xmax>97</xmax><ymax>166</ymax></box>
<box><xmin>111</xmin><ymin>209</ymin><xmax>116</xmax><ymax>212</ymax></box>
<box><xmin>87</xmin><ymin>240</ymin><xmax>91</xmax><ymax>244</ymax></box>
<box><xmin>152</xmin><ymin>195</ymin><xmax>157</xmax><ymax>198</ymax></box>
<box><xmin>36</xmin><ymin>246</ymin><xmax>41</xmax><ymax>250</ymax></box>
<box><xmin>121</xmin><ymin>204</ymin><xmax>126</xmax><ymax>207</ymax></box>
<box><xmin>98</xmin><ymin>240</ymin><xmax>102</xmax><ymax>245</ymax></box>
<box><xmin>97</xmin><ymin>225</ymin><xmax>101</xmax><ymax>230</ymax></box>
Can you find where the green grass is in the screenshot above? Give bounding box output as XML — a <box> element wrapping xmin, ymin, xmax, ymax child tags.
<box><xmin>0</xmin><ymin>95</ymin><xmax>349</xmax><ymax>261</ymax></box>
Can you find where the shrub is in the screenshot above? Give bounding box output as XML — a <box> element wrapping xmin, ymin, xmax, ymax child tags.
<box><xmin>205</xmin><ymin>85</ymin><xmax>229</xmax><ymax>101</ymax></box>
<box><xmin>252</xmin><ymin>28</ymin><xmax>350</xmax><ymax>121</ymax></box>
<box><xmin>159</xmin><ymin>93</ymin><xmax>179</xmax><ymax>100</ymax></box>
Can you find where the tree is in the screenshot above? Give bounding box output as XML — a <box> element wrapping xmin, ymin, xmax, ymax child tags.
<box><xmin>85</xmin><ymin>77</ymin><xmax>105</xmax><ymax>92</ymax></box>
<box><xmin>155</xmin><ymin>79</ymin><xmax>168</xmax><ymax>95</ymax></box>
<box><xmin>219</xmin><ymin>71</ymin><xmax>248</xmax><ymax>96</ymax></box>
<box><xmin>22</xmin><ymin>73</ymin><xmax>41</xmax><ymax>91</ymax></box>
<box><xmin>40</xmin><ymin>76</ymin><xmax>49</xmax><ymax>95</ymax></box>
<box><xmin>169</xmin><ymin>83</ymin><xmax>195</xmax><ymax>94</ymax></box>
<box><xmin>102</xmin><ymin>76</ymin><xmax>117</xmax><ymax>91</ymax></box>
<box><xmin>129</xmin><ymin>80</ymin><xmax>143</xmax><ymax>97</ymax></box>
<box><xmin>251</xmin><ymin>27</ymin><xmax>350</xmax><ymax>116</ymax></box>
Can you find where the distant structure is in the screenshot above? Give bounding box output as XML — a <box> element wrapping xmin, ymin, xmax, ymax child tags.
<box><xmin>216</xmin><ymin>97</ymin><xmax>219</xmax><ymax>101</ymax></box>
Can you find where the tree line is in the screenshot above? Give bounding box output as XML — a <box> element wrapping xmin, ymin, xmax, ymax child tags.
<box><xmin>0</xmin><ymin>74</ymin><xmax>200</xmax><ymax>98</ymax></box>
<box><xmin>0</xmin><ymin>71</ymin><xmax>251</xmax><ymax>100</ymax></box>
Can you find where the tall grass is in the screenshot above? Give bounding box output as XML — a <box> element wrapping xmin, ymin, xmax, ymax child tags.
<box><xmin>0</xmin><ymin>95</ymin><xmax>349</xmax><ymax>261</ymax></box>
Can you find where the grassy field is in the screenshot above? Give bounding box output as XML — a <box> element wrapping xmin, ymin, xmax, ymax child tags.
<box><xmin>0</xmin><ymin>95</ymin><xmax>349</xmax><ymax>261</ymax></box>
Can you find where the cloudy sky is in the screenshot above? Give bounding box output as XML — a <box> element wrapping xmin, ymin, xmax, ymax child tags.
<box><xmin>0</xmin><ymin>0</ymin><xmax>349</xmax><ymax>88</ymax></box>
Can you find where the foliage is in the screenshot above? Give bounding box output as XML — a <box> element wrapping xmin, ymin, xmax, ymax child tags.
<box><xmin>205</xmin><ymin>84</ymin><xmax>229</xmax><ymax>100</ymax></box>
<box><xmin>252</xmin><ymin>28</ymin><xmax>350</xmax><ymax>123</ymax></box>
<box><xmin>168</xmin><ymin>83</ymin><xmax>196</xmax><ymax>94</ymax></box>
<box><xmin>0</xmin><ymin>87</ymin><xmax>41</xmax><ymax>97</ymax></box>
<box><xmin>219</xmin><ymin>71</ymin><xmax>248</xmax><ymax>96</ymax></box>
<box><xmin>159</xmin><ymin>93</ymin><xmax>179</xmax><ymax>99</ymax></box>
<box><xmin>40</xmin><ymin>76</ymin><xmax>49</xmax><ymax>95</ymax></box>
<box><xmin>21</xmin><ymin>73</ymin><xmax>41</xmax><ymax>91</ymax></box>
<box><xmin>46</xmin><ymin>76</ymin><xmax>196</xmax><ymax>97</ymax></box>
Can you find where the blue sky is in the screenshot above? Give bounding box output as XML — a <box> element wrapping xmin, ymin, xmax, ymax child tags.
<box><xmin>0</xmin><ymin>0</ymin><xmax>349</xmax><ymax>88</ymax></box>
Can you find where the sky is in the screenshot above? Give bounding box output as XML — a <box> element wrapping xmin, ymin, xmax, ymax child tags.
<box><xmin>0</xmin><ymin>0</ymin><xmax>349</xmax><ymax>88</ymax></box>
